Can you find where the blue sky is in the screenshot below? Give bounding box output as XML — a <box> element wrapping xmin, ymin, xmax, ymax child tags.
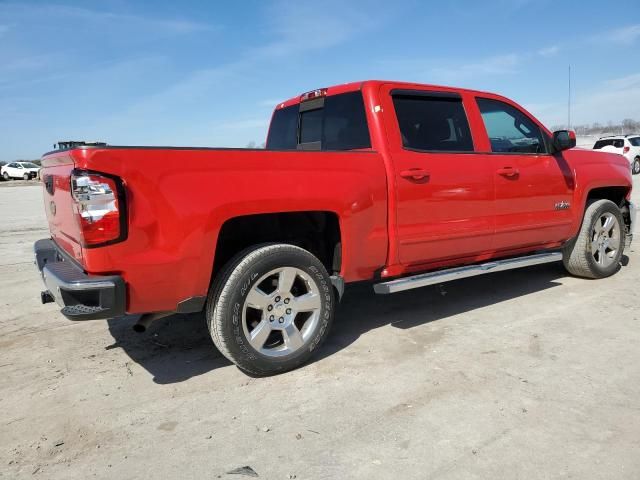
<box><xmin>1</xmin><ymin>0</ymin><xmax>639</xmax><ymax>160</ymax></box>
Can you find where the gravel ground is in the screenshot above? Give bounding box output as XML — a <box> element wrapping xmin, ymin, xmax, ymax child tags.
<box><xmin>1</xmin><ymin>181</ymin><xmax>639</xmax><ymax>479</ymax></box>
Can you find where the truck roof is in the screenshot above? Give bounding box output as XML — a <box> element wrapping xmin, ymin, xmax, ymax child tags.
<box><xmin>276</xmin><ymin>80</ymin><xmax>504</xmax><ymax>110</ymax></box>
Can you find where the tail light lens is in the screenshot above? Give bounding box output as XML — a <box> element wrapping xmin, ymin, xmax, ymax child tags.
<box><xmin>623</xmin><ymin>146</ymin><xmax>630</xmax><ymax>154</ymax></box>
<box><xmin>71</xmin><ymin>170</ymin><xmax>126</xmax><ymax>247</ymax></box>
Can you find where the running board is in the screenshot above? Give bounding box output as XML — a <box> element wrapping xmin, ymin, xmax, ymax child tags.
<box><xmin>373</xmin><ymin>252</ymin><xmax>563</xmax><ymax>294</ymax></box>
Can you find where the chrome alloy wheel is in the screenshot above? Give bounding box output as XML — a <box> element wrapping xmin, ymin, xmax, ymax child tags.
<box><xmin>242</xmin><ymin>267</ymin><xmax>322</xmax><ymax>357</ymax></box>
<box><xmin>591</xmin><ymin>212</ymin><xmax>621</xmax><ymax>267</ymax></box>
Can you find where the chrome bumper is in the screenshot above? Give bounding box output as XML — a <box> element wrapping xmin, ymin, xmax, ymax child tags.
<box><xmin>34</xmin><ymin>238</ymin><xmax>126</xmax><ymax>320</ymax></box>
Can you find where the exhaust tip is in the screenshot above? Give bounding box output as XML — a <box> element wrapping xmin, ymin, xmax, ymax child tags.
<box><xmin>132</xmin><ymin>323</ymin><xmax>146</xmax><ymax>333</ymax></box>
<box><xmin>41</xmin><ymin>290</ymin><xmax>55</xmax><ymax>304</ymax></box>
<box><xmin>132</xmin><ymin>312</ymin><xmax>171</xmax><ymax>334</ymax></box>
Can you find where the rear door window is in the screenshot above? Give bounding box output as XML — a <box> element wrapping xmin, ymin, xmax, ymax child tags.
<box><xmin>266</xmin><ymin>91</ymin><xmax>371</xmax><ymax>151</ymax></box>
<box><xmin>476</xmin><ymin>98</ymin><xmax>547</xmax><ymax>154</ymax></box>
<box><xmin>391</xmin><ymin>92</ymin><xmax>474</xmax><ymax>152</ymax></box>
<box><xmin>629</xmin><ymin>137</ymin><xmax>640</xmax><ymax>147</ymax></box>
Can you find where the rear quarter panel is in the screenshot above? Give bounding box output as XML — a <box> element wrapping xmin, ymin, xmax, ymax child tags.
<box><xmin>72</xmin><ymin>148</ymin><xmax>388</xmax><ymax>314</ymax></box>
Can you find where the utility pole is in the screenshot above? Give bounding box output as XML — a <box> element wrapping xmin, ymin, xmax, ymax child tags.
<box><xmin>567</xmin><ymin>65</ymin><xmax>571</xmax><ymax>130</ymax></box>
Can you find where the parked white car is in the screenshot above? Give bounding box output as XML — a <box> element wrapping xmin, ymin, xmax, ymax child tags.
<box><xmin>1</xmin><ymin>162</ymin><xmax>40</xmax><ymax>180</ymax></box>
<box><xmin>593</xmin><ymin>135</ymin><xmax>640</xmax><ymax>175</ymax></box>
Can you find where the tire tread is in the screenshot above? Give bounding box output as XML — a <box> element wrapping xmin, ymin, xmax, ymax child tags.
<box><xmin>563</xmin><ymin>199</ymin><xmax>623</xmax><ymax>278</ymax></box>
<box><xmin>206</xmin><ymin>243</ymin><xmax>331</xmax><ymax>375</ymax></box>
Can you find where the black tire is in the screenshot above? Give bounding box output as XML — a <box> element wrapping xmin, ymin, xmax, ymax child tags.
<box><xmin>23</xmin><ymin>173</ymin><xmax>29</xmax><ymax>181</ymax></box>
<box><xmin>633</xmin><ymin>158</ymin><xmax>640</xmax><ymax>175</ymax></box>
<box><xmin>3</xmin><ymin>172</ymin><xmax>9</xmax><ymax>180</ymax></box>
<box><xmin>563</xmin><ymin>199</ymin><xmax>624</xmax><ymax>279</ymax></box>
<box><xmin>206</xmin><ymin>244</ymin><xmax>335</xmax><ymax>375</ymax></box>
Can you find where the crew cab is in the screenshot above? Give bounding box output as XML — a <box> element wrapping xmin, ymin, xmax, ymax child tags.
<box><xmin>35</xmin><ymin>80</ymin><xmax>635</xmax><ymax>375</ymax></box>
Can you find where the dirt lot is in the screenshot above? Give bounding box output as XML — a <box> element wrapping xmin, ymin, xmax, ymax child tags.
<box><xmin>1</xmin><ymin>181</ymin><xmax>639</xmax><ymax>479</ymax></box>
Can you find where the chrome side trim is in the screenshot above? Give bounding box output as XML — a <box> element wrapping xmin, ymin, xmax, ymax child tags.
<box><xmin>374</xmin><ymin>252</ymin><xmax>563</xmax><ymax>294</ymax></box>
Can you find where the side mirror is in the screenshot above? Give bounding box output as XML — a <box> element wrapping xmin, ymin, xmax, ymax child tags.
<box><xmin>552</xmin><ymin>130</ymin><xmax>576</xmax><ymax>152</ymax></box>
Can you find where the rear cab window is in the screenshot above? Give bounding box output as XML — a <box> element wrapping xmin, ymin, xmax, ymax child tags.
<box><xmin>266</xmin><ymin>91</ymin><xmax>371</xmax><ymax>151</ymax></box>
<box><xmin>391</xmin><ymin>91</ymin><xmax>474</xmax><ymax>152</ymax></box>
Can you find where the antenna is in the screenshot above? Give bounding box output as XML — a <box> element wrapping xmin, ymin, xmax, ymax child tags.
<box><xmin>567</xmin><ymin>65</ymin><xmax>571</xmax><ymax>130</ymax></box>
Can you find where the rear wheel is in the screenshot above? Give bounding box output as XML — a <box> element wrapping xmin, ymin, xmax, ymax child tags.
<box><xmin>563</xmin><ymin>199</ymin><xmax>624</xmax><ymax>278</ymax></box>
<box><xmin>633</xmin><ymin>158</ymin><xmax>640</xmax><ymax>175</ymax></box>
<box><xmin>23</xmin><ymin>173</ymin><xmax>29</xmax><ymax>181</ymax></box>
<box><xmin>206</xmin><ymin>244</ymin><xmax>334</xmax><ymax>375</ymax></box>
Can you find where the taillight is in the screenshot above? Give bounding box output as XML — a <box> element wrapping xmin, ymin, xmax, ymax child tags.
<box><xmin>71</xmin><ymin>170</ymin><xmax>126</xmax><ymax>247</ymax></box>
<box><xmin>623</xmin><ymin>146</ymin><xmax>630</xmax><ymax>154</ymax></box>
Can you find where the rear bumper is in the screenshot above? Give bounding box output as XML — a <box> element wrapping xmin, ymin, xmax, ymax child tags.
<box><xmin>34</xmin><ymin>238</ymin><xmax>126</xmax><ymax>320</ymax></box>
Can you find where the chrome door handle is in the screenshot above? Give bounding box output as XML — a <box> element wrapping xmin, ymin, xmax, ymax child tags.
<box><xmin>400</xmin><ymin>168</ymin><xmax>430</xmax><ymax>182</ymax></box>
<box><xmin>496</xmin><ymin>167</ymin><xmax>519</xmax><ymax>178</ymax></box>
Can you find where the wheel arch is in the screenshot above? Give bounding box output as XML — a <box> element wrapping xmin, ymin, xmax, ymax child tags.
<box><xmin>212</xmin><ymin>210</ymin><xmax>343</xmax><ymax>279</ymax></box>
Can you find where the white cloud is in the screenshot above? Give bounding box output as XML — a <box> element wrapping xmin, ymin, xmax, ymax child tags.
<box><xmin>573</xmin><ymin>78</ymin><xmax>640</xmax><ymax>123</ymax></box>
<box><xmin>594</xmin><ymin>24</ymin><xmax>640</xmax><ymax>45</ymax></box>
<box><xmin>604</xmin><ymin>72</ymin><xmax>640</xmax><ymax>90</ymax></box>
<box><xmin>221</xmin><ymin>118</ymin><xmax>271</xmax><ymax>130</ymax></box>
<box><xmin>255</xmin><ymin>0</ymin><xmax>374</xmax><ymax>57</ymax></box>
<box><xmin>0</xmin><ymin>3</ymin><xmax>212</xmax><ymax>35</ymax></box>
<box><xmin>537</xmin><ymin>45</ymin><xmax>559</xmax><ymax>57</ymax></box>
<box><xmin>258</xmin><ymin>99</ymin><xmax>283</xmax><ymax>108</ymax></box>
<box><xmin>430</xmin><ymin>54</ymin><xmax>521</xmax><ymax>82</ymax></box>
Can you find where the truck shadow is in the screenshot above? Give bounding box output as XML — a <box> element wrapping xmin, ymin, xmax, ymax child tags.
<box><xmin>106</xmin><ymin>312</ymin><xmax>231</xmax><ymax>384</ymax></box>
<box><xmin>106</xmin><ymin>262</ymin><xmax>573</xmax><ymax>383</ymax></box>
<box><xmin>315</xmin><ymin>262</ymin><xmax>569</xmax><ymax>364</ymax></box>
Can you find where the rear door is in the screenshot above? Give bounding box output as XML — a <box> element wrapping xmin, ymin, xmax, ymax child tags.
<box><xmin>473</xmin><ymin>97</ymin><xmax>574</xmax><ymax>251</ymax></box>
<box><xmin>379</xmin><ymin>85</ymin><xmax>494</xmax><ymax>266</ymax></box>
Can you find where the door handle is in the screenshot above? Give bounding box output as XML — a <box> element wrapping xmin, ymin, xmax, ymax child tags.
<box><xmin>400</xmin><ymin>168</ymin><xmax>430</xmax><ymax>182</ymax></box>
<box><xmin>496</xmin><ymin>166</ymin><xmax>519</xmax><ymax>178</ymax></box>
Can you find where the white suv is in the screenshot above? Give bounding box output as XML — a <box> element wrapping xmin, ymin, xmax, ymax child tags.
<box><xmin>593</xmin><ymin>135</ymin><xmax>640</xmax><ymax>175</ymax></box>
<box><xmin>1</xmin><ymin>162</ymin><xmax>40</xmax><ymax>180</ymax></box>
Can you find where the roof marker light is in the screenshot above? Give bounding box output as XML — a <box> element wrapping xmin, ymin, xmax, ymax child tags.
<box><xmin>300</xmin><ymin>88</ymin><xmax>327</xmax><ymax>102</ymax></box>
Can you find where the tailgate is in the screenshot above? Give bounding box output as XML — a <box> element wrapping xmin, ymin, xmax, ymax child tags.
<box><xmin>41</xmin><ymin>153</ymin><xmax>84</xmax><ymax>264</ymax></box>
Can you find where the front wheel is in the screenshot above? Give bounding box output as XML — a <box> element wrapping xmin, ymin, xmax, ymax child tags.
<box><xmin>23</xmin><ymin>173</ymin><xmax>29</xmax><ymax>181</ymax></box>
<box><xmin>563</xmin><ymin>199</ymin><xmax>624</xmax><ymax>278</ymax></box>
<box><xmin>633</xmin><ymin>158</ymin><xmax>640</xmax><ymax>175</ymax></box>
<box><xmin>206</xmin><ymin>244</ymin><xmax>335</xmax><ymax>375</ymax></box>
<box><xmin>2</xmin><ymin>172</ymin><xmax>9</xmax><ymax>180</ymax></box>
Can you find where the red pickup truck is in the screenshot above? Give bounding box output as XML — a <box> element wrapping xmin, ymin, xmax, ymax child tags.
<box><xmin>35</xmin><ymin>80</ymin><xmax>635</xmax><ymax>375</ymax></box>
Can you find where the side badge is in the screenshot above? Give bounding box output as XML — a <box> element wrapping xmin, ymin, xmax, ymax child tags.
<box><xmin>555</xmin><ymin>201</ymin><xmax>570</xmax><ymax>210</ymax></box>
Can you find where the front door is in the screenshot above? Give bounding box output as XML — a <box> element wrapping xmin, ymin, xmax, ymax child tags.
<box><xmin>380</xmin><ymin>86</ymin><xmax>494</xmax><ymax>267</ymax></box>
<box><xmin>473</xmin><ymin>97</ymin><xmax>574</xmax><ymax>251</ymax></box>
